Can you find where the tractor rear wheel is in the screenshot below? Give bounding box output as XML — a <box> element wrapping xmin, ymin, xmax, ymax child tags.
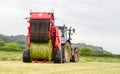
<box><xmin>23</xmin><ymin>49</ymin><xmax>32</xmax><ymax>62</ymax></box>
<box><xmin>73</xmin><ymin>47</ymin><xmax>80</xmax><ymax>62</ymax></box>
<box><xmin>64</xmin><ymin>42</ymin><xmax>71</xmax><ymax>62</ymax></box>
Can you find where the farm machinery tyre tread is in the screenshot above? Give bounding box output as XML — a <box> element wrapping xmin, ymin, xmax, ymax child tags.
<box><xmin>54</xmin><ymin>49</ymin><xmax>62</xmax><ymax>63</ymax></box>
<box><xmin>73</xmin><ymin>47</ymin><xmax>80</xmax><ymax>62</ymax></box>
<box><xmin>64</xmin><ymin>42</ymin><xmax>71</xmax><ymax>63</ymax></box>
<box><xmin>23</xmin><ymin>49</ymin><xmax>32</xmax><ymax>63</ymax></box>
<box><xmin>61</xmin><ymin>45</ymin><xmax>65</xmax><ymax>63</ymax></box>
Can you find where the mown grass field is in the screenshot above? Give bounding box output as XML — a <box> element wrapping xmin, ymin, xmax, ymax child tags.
<box><xmin>0</xmin><ymin>50</ymin><xmax>120</xmax><ymax>74</ymax></box>
<box><xmin>0</xmin><ymin>61</ymin><xmax>120</xmax><ymax>74</ymax></box>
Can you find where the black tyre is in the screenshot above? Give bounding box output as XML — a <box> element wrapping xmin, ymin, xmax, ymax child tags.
<box><xmin>70</xmin><ymin>48</ymin><xmax>75</xmax><ymax>62</ymax></box>
<box><xmin>54</xmin><ymin>49</ymin><xmax>62</xmax><ymax>63</ymax></box>
<box><xmin>74</xmin><ymin>47</ymin><xmax>80</xmax><ymax>62</ymax></box>
<box><xmin>64</xmin><ymin>42</ymin><xmax>71</xmax><ymax>62</ymax></box>
<box><xmin>61</xmin><ymin>45</ymin><xmax>65</xmax><ymax>63</ymax></box>
<box><xmin>23</xmin><ymin>49</ymin><xmax>32</xmax><ymax>62</ymax></box>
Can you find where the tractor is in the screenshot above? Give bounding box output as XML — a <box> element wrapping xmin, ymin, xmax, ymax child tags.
<box><xmin>23</xmin><ymin>11</ymin><xmax>80</xmax><ymax>63</ymax></box>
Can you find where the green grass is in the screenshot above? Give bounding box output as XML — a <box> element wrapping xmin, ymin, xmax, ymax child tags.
<box><xmin>80</xmin><ymin>55</ymin><xmax>120</xmax><ymax>63</ymax></box>
<box><xmin>0</xmin><ymin>50</ymin><xmax>120</xmax><ymax>74</ymax></box>
<box><xmin>0</xmin><ymin>61</ymin><xmax>120</xmax><ymax>74</ymax></box>
<box><xmin>0</xmin><ymin>50</ymin><xmax>120</xmax><ymax>63</ymax></box>
<box><xmin>0</xmin><ymin>50</ymin><xmax>22</xmax><ymax>61</ymax></box>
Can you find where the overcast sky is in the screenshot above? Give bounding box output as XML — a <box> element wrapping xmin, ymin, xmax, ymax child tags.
<box><xmin>0</xmin><ymin>0</ymin><xmax>120</xmax><ymax>54</ymax></box>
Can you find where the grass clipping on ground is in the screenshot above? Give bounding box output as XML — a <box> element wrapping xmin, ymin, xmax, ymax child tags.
<box><xmin>30</xmin><ymin>40</ymin><xmax>52</xmax><ymax>61</ymax></box>
<box><xmin>0</xmin><ymin>61</ymin><xmax>120</xmax><ymax>74</ymax></box>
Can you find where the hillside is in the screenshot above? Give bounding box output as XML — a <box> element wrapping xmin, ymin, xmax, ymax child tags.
<box><xmin>72</xmin><ymin>43</ymin><xmax>111</xmax><ymax>54</ymax></box>
<box><xmin>0</xmin><ymin>34</ymin><xmax>26</xmax><ymax>45</ymax></box>
<box><xmin>0</xmin><ymin>34</ymin><xmax>110</xmax><ymax>54</ymax></box>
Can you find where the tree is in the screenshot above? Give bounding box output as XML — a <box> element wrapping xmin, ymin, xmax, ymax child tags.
<box><xmin>80</xmin><ymin>47</ymin><xmax>93</xmax><ymax>55</ymax></box>
<box><xmin>0</xmin><ymin>42</ymin><xmax>21</xmax><ymax>51</ymax></box>
<box><xmin>0</xmin><ymin>40</ymin><xmax>5</xmax><ymax>47</ymax></box>
<box><xmin>6</xmin><ymin>42</ymin><xmax>19</xmax><ymax>49</ymax></box>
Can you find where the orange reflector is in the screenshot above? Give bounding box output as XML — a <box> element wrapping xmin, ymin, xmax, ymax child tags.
<box><xmin>44</xmin><ymin>59</ymin><xmax>46</xmax><ymax>63</ymax></box>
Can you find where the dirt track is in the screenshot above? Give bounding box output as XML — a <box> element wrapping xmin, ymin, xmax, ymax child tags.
<box><xmin>0</xmin><ymin>61</ymin><xmax>120</xmax><ymax>74</ymax></box>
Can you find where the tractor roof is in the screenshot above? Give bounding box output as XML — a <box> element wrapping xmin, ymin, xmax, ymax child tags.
<box><xmin>57</xmin><ymin>26</ymin><xmax>67</xmax><ymax>29</ymax></box>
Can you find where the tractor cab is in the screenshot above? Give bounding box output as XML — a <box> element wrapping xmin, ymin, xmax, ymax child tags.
<box><xmin>58</xmin><ymin>26</ymin><xmax>68</xmax><ymax>44</ymax></box>
<box><xmin>58</xmin><ymin>25</ymin><xmax>75</xmax><ymax>44</ymax></box>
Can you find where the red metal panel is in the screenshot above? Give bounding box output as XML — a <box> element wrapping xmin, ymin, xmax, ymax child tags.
<box><xmin>55</xmin><ymin>27</ymin><xmax>61</xmax><ymax>50</ymax></box>
<box><xmin>30</xmin><ymin>12</ymin><xmax>54</xmax><ymax>20</ymax></box>
<box><xmin>27</xmin><ymin>11</ymin><xmax>55</xmax><ymax>49</ymax></box>
<box><xmin>27</xmin><ymin>26</ymin><xmax>30</xmax><ymax>48</ymax></box>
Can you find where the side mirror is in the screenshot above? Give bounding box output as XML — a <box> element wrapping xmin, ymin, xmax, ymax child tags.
<box><xmin>73</xmin><ymin>29</ymin><xmax>75</xmax><ymax>33</ymax></box>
